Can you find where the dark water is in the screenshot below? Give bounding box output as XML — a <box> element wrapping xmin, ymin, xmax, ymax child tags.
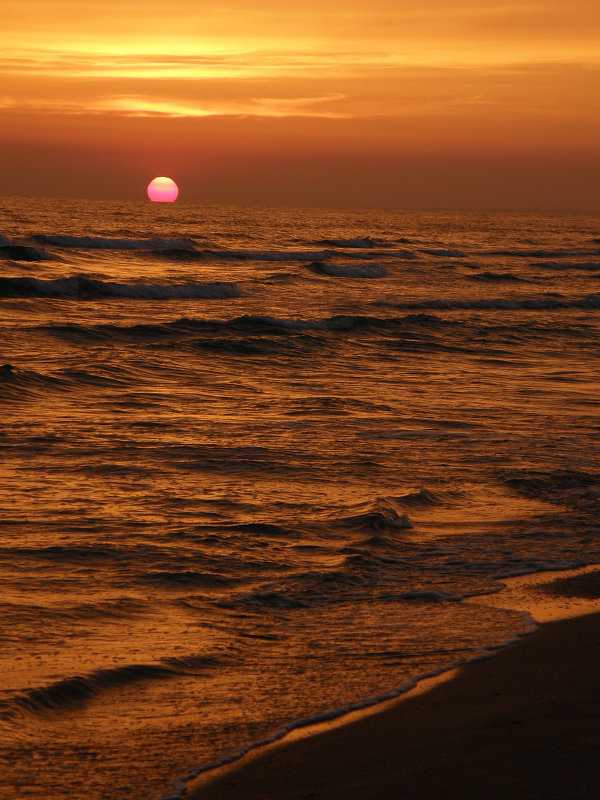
<box><xmin>1</xmin><ymin>197</ymin><xmax>600</xmax><ymax>799</ymax></box>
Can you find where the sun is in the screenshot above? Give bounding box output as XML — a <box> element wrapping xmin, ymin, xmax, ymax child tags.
<box><xmin>147</xmin><ymin>176</ymin><xmax>179</xmax><ymax>202</ymax></box>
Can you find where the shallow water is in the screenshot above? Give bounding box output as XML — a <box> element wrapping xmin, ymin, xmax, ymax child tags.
<box><xmin>1</xmin><ymin>198</ymin><xmax>600</xmax><ymax>799</ymax></box>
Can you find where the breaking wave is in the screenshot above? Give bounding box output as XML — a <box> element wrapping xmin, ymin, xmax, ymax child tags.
<box><xmin>340</xmin><ymin>499</ymin><xmax>413</xmax><ymax>532</ymax></box>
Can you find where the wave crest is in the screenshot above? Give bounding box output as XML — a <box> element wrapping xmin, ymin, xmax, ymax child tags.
<box><xmin>340</xmin><ymin>499</ymin><xmax>413</xmax><ymax>532</ymax></box>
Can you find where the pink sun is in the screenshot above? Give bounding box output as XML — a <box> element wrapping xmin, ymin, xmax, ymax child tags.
<box><xmin>147</xmin><ymin>176</ymin><xmax>179</xmax><ymax>202</ymax></box>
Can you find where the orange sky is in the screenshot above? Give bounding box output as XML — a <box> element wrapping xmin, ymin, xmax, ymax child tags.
<box><xmin>1</xmin><ymin>0</ymin><xmax>598</xmax><ymax>210</ymax></box>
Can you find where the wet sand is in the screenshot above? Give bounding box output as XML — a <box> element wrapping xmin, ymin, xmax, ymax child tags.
<box><xmin>188</xmin><ymin>570</ymin><xmax>600</xmax><ymax>800</ymax></box>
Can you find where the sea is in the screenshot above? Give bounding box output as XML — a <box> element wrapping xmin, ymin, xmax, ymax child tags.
<box><xmin>1</xmin><ymin>197</ymin><xmax>599</xmax><ymax>800</ymax></box>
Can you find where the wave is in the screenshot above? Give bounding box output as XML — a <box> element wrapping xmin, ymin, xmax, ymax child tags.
<box><xmin>380</xmin><ymin>293</ymin><xmax>600</xmax><ymax>311</ymax></box>
<box><xmin>198</xmin><ymin>247</ymin><xmax>417</xmax><ymax>262</ymax></box>
<box><xmin>27</xmin><ymin>240</ymin><xmax>417</xmax><ymax>264</ymax></box>
<box><xmin>38</xmin><ymin>306</ymin><xmax>597</xmax><ymax>357</ymax></box>
<box><xmin>420</xmin><ymin>248</ymin><xmax>466</xmax><ymax>257</ymax></box>
<box><xmin>0</xmin><ymin>597</ymin><xmax>148</xmax><ymax>630</ymax></box>
<box><xmin>38</xmin><ymin>313</ymin><xmax>445</xmax><ymax>346</ymax></box>
<box><xmin>466</xmin><ymin>272</ymin><xmax>526</xmax><ymax>282</ymax></box>
<box><xmin>7</xmin><ymin>544</ymin><xmax>124</xmax><ymax>562</ymax></box>
<box><xmin>313</xmin><ymin>237</ymin><xmax>379</xmax><ymax>248</ymax></box>
<box><xmin>140</xmin><ymin>570</ymin><xmax>234</xmax><ymax>587</ymax></box>
<box><xmin>395</xmin><ymin>489</ymin><xmax>464</xmax><ymax>507</ymax></box>
<box><xmin>286</xmin><ymin>396</ymin><xmax>392</xmax><ymax>416</ymax></box>
<box><xmin>529</xmin><ymin>261</ymin><xmax>600</xmax><ymax>271</ymax></box>
<box><xmin>0</xmin><ymin>275</ymin><xmax>240</xmax><ymax>299</ymax></box>
<box><xmin>0</xmin><ymin>364</ymin><xmax>66</xmax><ymax>401</ymax></box>
<box><xmin>33</xmin><ymin>235</ymin><xmax>193</xmax><ymax>250</ymax></box>
<box><xmin>340</xmin><ymin>499</ymin><xmax>413</xmax><ymax>532</ymax></box>
<box><xmin>488</xmin><ymin>248</ymin><xmax>600</xmax><ymax>258</ymax></box>
<box><xmin>0</xmin><ymin>243</ymin><xmax>51</xmax><ymax>261</ymax></box>
<box><xmin>309</xmin><ymin>261</ymin><xmax>388</xmax><ymax>278</ymax></box>
<box><xmin>228</xmin><ymin>522</ymin><xmax>301</xmax><ymax>538</ymax></box>
<box><xmin>504</xmin><ymin>469</ymin><xmax>600</xmax><ymax>513</ymax></box>
<box><xmin>2</xmin><ymin>654</ymin><xmax>225</xmax><ymax>718</ymax></box>
<box><xmin>213</xmin><ymin>564</ymin><xmax>371</xmax><ymax>612</ymax></box>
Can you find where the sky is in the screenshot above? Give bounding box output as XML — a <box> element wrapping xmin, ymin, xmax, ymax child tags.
<box><xmin>0</xmin><ymin>0</ymin><xmax>598</xmax><ymax>210</ymax></box>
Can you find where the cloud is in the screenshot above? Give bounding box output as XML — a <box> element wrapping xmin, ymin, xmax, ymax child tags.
<box><xmin>0</xmin><ymin>92</ymin><xmax>351</xmax><ymax>119</ymax></box>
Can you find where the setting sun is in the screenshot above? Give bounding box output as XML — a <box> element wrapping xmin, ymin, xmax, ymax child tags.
<box><xmin>147</xmin><ymin>176</ymin><xmax>179</xmax><ymax>202</ymax></box>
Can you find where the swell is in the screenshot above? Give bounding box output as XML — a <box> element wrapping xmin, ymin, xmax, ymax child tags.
<box><xmin>503</xmin><ymin>468</ymin><xmax>600</xmax><ymax>514</ymax></box>
<box><xmin>0</xmin><ymin>275</ymin><xmax>240</xmax><ymax>299</ymax></box>
<box><xmin>0</xmin><ymin>362</ymin><xmax>153</xmax><ymax>402</ymax></box>
<box><xmin>379</xmin><ymin>293</ymin><xmax>600</xmax><ymax>311</ymax></box>
<box><xmin>308</xmin><ymin>261</ymin><xmax>388</xmax><ymax>278</ymax></box>
<box><xmin>0</xmin><ymin>243</ymin><xmax>51</xmax><ymax>261</ymax></box>
<box><xmin>312</xmin><ymin>236</ymin><xmax>386</xmax><ymax>248</ymax></box>
<box><xmin>420</xmin><ymin>248</ymin><xmax>466</xmax><ymax>257</ymax></box>
<box><xmin>529</xmin><ymin>261</ymin><xmax>600</xmax><ymax>271</ymax></box>
<box><xmin>0</xmin><ymin>364</ymin><xmax>67</xmax><ymax>401</ymax></box>
<box><xmin>0</xmin><ymin>597</ymin><xmax>148</xmax><ymax>627</ymax></box>
<box><xmin>466</xmin><ymin>271</ymin><xmax>527</xmax><ymax>282</ymax></box>
<box><xmin>36</xmin><ymin>311</ymin><xmax>599</xmax><ymax>355</ymax></box>
<box><xmin>487</xmin><ymin>248</ymin><xmax>600</xmax><ymax>258</ymax></box>
<box><xmin>30</xmin><ymin>234</ymin><xmax>419</xmax><ymax>262</ymax></box>
<box><xmin>39</xmin><ymin>313</ymin><xmax>446</xmax><ymax>343</ymax></box>
<box><xmin>194</xmin><ymin>247</ymin><xmax>417</xmax><ymax>262</ymax></box>
<box><xmin>33</xmin><ymin>235</ymin><xmax>194</xmax><ymax>250</ymax></box>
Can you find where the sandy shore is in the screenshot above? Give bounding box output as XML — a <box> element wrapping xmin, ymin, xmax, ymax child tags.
<box><xmin>187</xmin><ymin>569</ymin><xmax>600</xmax><ymax>800</ymax></box>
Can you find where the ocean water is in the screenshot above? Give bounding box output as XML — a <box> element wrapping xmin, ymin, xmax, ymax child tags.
<box><xmin>1</xmin><ymin>197</ymin><xmax>600</xmax><ymax>799</ymax></box>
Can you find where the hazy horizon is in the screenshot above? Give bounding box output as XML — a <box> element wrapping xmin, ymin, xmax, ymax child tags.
<box><xmin>1</xmin><ymin>0</ymin><xmax>598</xmax><ymax>212</ymax></box>
<box><xmin>2</xmin><ymin>193</ymin><xmax>599</xmax><ymax>216</ymax></box>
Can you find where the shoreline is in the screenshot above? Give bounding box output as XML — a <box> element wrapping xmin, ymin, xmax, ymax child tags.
<box><xmin>181</xmin><ymin>565</ymin><xmax>600</xmax><ymax>800</ymax></box>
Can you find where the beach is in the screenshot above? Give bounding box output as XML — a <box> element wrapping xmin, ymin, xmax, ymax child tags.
<box><xmin>189</xmin><ymin>569</ymin><xmax>600</xmax><ymax>799</ymax></box>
